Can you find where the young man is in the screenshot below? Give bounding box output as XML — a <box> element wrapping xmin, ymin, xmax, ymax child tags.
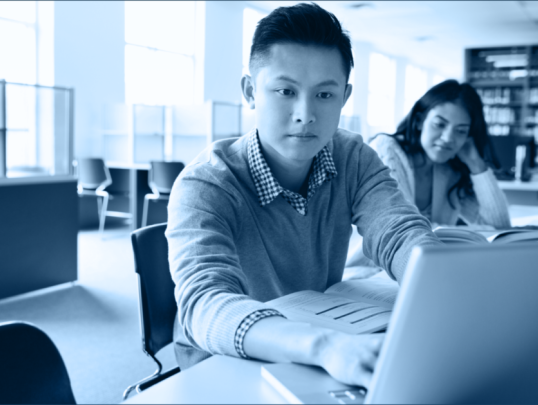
<box><xmin>166</xmin><ymin>3</ymin><xmax>441</xmax><ymax>388</ymax></box>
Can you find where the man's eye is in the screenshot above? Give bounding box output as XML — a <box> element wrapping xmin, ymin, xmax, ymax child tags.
<box><xmin>318</xmin><ymin>92</ymin><xmax>332</xmax><ymax>99</ymax></box>
<box><xmin>277</xmin><ymin>89</ymin><xmax>294</xmax><ymax>96</ymax></box>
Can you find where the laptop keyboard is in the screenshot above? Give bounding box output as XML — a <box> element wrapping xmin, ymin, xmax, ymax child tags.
<box><xmin>328</xmin><ymin>388</ymin><xmax>367</xmax><ymax>404</ymax></box>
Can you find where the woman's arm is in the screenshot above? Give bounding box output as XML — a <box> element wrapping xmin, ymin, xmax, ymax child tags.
<box><xmin>457</xmin><ymin>138</ymin><xmax>512</xmax><ymax>228</ymax></box>
<box><xmin>459</xmin><ymin>169</ymin><xmax>512</xmax><ymax>228</ymax></box>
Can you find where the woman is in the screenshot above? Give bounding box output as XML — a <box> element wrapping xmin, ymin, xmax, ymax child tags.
<box><xmin>345</xmin><ymin>80</ymin><xmax>511</xmax><ymax>275</ymax></box>
<box><xmin>370</xmin><ymin>79</ymin><xmax>510</xmax><ymax>228</ymax></box>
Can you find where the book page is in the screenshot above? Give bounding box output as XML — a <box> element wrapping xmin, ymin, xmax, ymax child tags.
<box><xmin>266</xmin><ymin>291</ymin><xmax>391</xmax><ymax>335</ymax></box>
<box><xmin>324</xmin><ymin>276</ymin><xmax>399</xmax><ymax>310</ymax></box>
<box><xmin>475</xmin><ymin>226</ymin><xmax>538</xmax><ymax>243</ymax></box>
<box><xmin>433</xmin><ymin>226</ymin><xmax>489</xmax><ymax>245</ymax></box>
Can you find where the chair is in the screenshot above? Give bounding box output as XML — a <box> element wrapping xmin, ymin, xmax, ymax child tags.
<box><xmin>123</xmin><ymin>223</ymin><xmax>180</xmax><ymax>400</ymax></box>
<box><xmin>76</xmin><ymin>158</ymin><xmax>131</xmax><ymax>233</ymax></box>
<box><xmin>0</xmin><ymin>321</ymin><xmax>76</xmax><ymax>404</ymax></box>
<box><xmin>141</xmin><ymin>161</ymin><xmax>185</xmax><ymax>227</ymax></box>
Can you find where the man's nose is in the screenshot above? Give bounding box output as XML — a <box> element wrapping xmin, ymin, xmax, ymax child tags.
<box><xmin>292</xmin><ymin>97</ymin><xmax>316</xmax><ymax>125</ymax></box>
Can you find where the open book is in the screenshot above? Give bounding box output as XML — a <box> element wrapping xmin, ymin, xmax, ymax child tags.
<box><xmin>433</xmin><ymin>225</ymin><xmax>538</xmax><ymax>245</ymax></box>
<box><xmin>266</xmin><ymin>274</ymin><xmax>399</xmax><ymax>335</ymax></box>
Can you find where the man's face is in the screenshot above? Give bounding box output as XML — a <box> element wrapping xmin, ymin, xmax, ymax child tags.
<box><xmin>242</xmin><ymin>43</ymin><xmax>352</xmax><ymax>166</ymax></box>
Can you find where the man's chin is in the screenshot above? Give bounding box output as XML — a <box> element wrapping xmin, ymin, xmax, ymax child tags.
<box><xmin>279</xmin><ymin>144</ymin><xmax>320</xmax><ymax>161</ymax></box>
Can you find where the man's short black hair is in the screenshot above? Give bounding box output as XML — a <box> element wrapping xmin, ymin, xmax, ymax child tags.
<box><xmin>249</xmin><ymin>2</ymin><xmax>354</xmax><ymax>81</ymax></box>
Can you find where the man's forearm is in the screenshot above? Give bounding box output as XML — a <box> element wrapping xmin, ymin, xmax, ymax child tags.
<box><xmin>242</xmin><ymin>316</ymin><xmax>331</xmax><ymax>366</ymax></box>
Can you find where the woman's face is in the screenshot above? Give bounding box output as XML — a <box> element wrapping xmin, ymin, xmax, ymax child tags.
<box><xmin>419</xmin><ymin>102</ymin><xmax>471</xmax><ymax>164</ymax></box>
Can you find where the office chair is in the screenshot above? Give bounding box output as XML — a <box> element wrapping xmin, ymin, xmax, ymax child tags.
<box><xmin>141</xmin><ymin>161</ymin><xmax>185</xmax><ymax>227</ymax></box>
<box><xmin>123</xmin><ymin>223</ymin><xmax>180</xmax><ymax>400</ymax></box>
<box><xmin>0</xmin><ymin>321</ymin><xmax>76</xmax><ymax>404</ymax></box>
<box><xmin>76</xmin><ymin>158</ymin><xmax>131</xmax><ymax>234</ymax></box>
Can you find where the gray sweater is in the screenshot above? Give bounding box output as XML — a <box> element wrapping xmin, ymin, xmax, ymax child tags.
<box><xmin>166</xmin><ymin>129</ymin><xmax>441</xmax><ymax>368</ymax></box>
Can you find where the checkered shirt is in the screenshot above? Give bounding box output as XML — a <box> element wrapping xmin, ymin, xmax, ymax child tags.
<box><xmin>234</xmin><ymin>309</ymin><xmax>285</xmax><ymax>359</ymax></box>
<box><xmin>247</xmin><ymin>129</ymin><xmax>338</xmax><ymax>216</ymax></box>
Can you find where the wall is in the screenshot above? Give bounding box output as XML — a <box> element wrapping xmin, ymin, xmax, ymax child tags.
<box><xmin>203</xmin><ymin>1</ymin><xmax>244</xmax><ymax>105</ymax></box>
<box><xmin>54</xmin><ymin>1</ymin><xmax>125</xmax><ymax>159</ymax></box>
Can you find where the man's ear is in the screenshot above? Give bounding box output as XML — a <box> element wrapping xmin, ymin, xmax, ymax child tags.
<box><xmin>241</xmin><ymin>75</ymin><xmax>256</xmax><ymax>109</ymax></box>
<box><xmin>343</xmin><ymin>83</ymin><xmax>353</xmax><ymax>107</ymax></box>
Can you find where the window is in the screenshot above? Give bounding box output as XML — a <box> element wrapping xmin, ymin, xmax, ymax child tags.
<box><xmin>404</xmin><ymin>64</ymin><xmax>428</xmax><ymax>115</ymax></box>
<box><xmin>432</xmin><ymin>73</ymin><xmax>446</xmax><ymax>86</ymax></box>
<box><xmin>242</xmin><ymin>7</ymin><xmax>266</xmax><ymax>77</ymax></box>
<box><xmin>124</xmin><ymin>1</ymin><xmax>200</xmax><ymax>106</ymax></box>
<box><xmin>0</xmin><ymin>2</ymin><xmax>59</xmax><ymax>178</ymax></box>
<box><xmin>0</xmin><ymin>1</ymin><xmax>37</xmax><ymax>84</ymax></box>
<box><xmin>367</xmin><ymin>52</ymin><xmax>396</xmax><ymax>128</ymax></box>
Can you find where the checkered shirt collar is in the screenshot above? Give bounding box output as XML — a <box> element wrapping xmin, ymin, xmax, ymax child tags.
<box><xmin>247</xmin><ymin>129</ymin><xmax>337</xmax><ymax>215</ymax></box>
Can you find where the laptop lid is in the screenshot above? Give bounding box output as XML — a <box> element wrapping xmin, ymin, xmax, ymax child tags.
<box><xmin>365</xmin><ymin>242</ymin><xmax>538</xmax><ymax>404</ymax></box>
<box><xmin>262</xmin><ymin>242</ymin><xmax>538</xmax><ymax>404</ymax></box>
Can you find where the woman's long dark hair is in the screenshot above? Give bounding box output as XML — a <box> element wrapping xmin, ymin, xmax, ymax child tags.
<box><xmin>380</xmin><ymin>79</ymin><xmax>499</xmax><ymax>208</ymax></box>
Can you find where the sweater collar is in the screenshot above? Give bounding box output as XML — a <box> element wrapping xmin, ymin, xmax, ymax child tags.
<box><xmin>247</xmin><ymin>129</ymin><xmax>337</xmax><ymax>213</ymax></box>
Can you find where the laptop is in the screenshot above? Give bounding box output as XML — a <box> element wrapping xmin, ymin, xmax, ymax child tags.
<box><xmin>262</xmin><ymin>242</ymin><xmax>538</xmax><ymax>404</ymax></box>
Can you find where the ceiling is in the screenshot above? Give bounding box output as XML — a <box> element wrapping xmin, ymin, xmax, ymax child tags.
<box><xmin>245</xmin><ymin>1</ymin><xmax>538</xmax><ymax>79</ymax></box>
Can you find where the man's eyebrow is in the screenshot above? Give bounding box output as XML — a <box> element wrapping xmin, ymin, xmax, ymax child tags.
<box><xmin>273</xmin><ymin>75</ymin><xmax>340</xmax><ymax>87</ymax></box>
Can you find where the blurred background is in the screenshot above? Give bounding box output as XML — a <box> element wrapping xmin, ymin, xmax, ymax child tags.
<box><xmin>0</xmin><ymin>1</ymin><xmax>537</xmax><ymax>404</ymax></box>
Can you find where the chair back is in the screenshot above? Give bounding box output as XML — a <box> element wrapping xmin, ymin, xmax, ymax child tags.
<box><xmin>131</xmin><ymin>223</ymin><xmax>177</xmax><ymax>357</ymax></box>
<box><xmin>149</xmin><ymin>161</ymin><xmax>185</xmax><ymax>195</ymax></box>
<box><xmin>0</xmin><ymin>321</ymin><xmax>76</xmax><ymax>404</ymax></box>
<box><xmin>77</xmin><ymin>158</ymin><xmax>111</xmax><ymax>190</ymax></box>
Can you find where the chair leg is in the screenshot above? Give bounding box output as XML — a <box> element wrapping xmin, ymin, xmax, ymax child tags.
<box><xmin>99</xmin><ymin>194</ymin><xmax>109</xmax><ymax>235</ymax></box>
<box><xmin>96</xmin><ymin>196</ymin><xmax>102</xmax><ymax>217</ymax></box>
<box><xmin>142</xmin><ymin>196</ymin><xmax>150</xmax><ymax>228</ymax></box>
<box><xmin>123</xmin><ymin>354</ymin><xmax>162</xmax><ymax>400</ymax></box>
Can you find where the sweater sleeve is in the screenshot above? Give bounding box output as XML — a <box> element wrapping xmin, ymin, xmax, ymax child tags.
<box><xmin>458</xmin><ymin>168</ymin><xmax>511</xmax><ymax>229</ymax></box>
<box><xmin>351</xmin><ymin>143</ymin><xmax>442</xmax><ymax>282</ymax></box>
<box><xmin>165</xmin><ymin>165</ymin><xmax>277</xmax><ymax>357</ymax></box>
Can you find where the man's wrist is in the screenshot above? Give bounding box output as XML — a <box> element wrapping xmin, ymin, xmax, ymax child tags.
<box><xmin>310</xmin><ymin>328</ymin><xmax>339</xmax><ymax>367</ymax></box>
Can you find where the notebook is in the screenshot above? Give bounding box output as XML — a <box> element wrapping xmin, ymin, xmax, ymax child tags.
<box><xmin>262</xmin><ymin>242</ymin><xmax>538</xmax><ymax>404</ymax></box>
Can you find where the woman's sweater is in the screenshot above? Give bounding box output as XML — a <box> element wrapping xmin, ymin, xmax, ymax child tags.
<box><xmin>369</xmin><ymin>134</ymin><xmax>511</xmax><ymax>228</ymax></box>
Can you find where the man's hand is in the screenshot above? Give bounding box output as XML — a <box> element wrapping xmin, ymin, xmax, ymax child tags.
<box><xmin>318</xmin><ymin>331</ymin><xmax>385</xmax><ymax>388</ymax></box>
<box><xmin>243</xmin><ymin>316</ymin><xmax>385</xmax><ymax>389</ymax></box>
<box><xmin>457</xmin><ymin>138</ymin><xmax>487</xmax><ymax>175</ymax></box>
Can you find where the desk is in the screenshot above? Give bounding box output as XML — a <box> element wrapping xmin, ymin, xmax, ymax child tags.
<box><xmin>123</xmin><ymin>355</ymin><xmax>286</xmax><ymax>404</ymax></box>
<box><xmin>498</xmin><ymin>175</ymin><xmax>538</xmax><ymax>206</ymax></box>
<box><xmin>0</xmin><ymin>176</ymin><xmax>78</xmax><ymax>299</ymax></box>
<box><xmin>498</xmin><ymin>176</ymin><xmax>538</xmax><ymax>191</ymax></box>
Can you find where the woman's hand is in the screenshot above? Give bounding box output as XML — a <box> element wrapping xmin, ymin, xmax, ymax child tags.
<box><xmin>457</xmin><ymin>137</ymin><xmax>487</xmax><ymax>174</ymax></box>
<box><xmin>317</xmin><ymin>331</ymin><xmax>385</xmax><ymax>389</ymax></box>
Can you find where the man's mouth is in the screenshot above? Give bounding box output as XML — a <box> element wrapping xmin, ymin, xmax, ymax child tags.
<box><xmin>288</xmin><ymin>132</ymin><xmax>317</xmax><ymax>138</ymax></box>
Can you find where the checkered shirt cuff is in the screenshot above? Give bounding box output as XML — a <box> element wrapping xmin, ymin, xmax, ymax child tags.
<box><xmin>234</xmin><ymin>309</ymin><xmax>285</xmax><ymax>359</ymax></box>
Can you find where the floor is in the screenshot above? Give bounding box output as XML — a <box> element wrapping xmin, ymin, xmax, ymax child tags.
<box><xmin>0</xmin><ymin>224</ymin><xmax>176</xmax><ymax>404</ymax></box>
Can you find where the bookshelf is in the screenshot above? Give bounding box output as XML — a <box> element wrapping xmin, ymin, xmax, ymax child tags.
<box><xmin>465</xmin><ymin>45</ymin><xmax>538</xmax><ymax>139</ymax></box>
<box><xmin>465</xmin><ymin>45</ymin><xmax>538</xmax><ymax>177</ymax></box>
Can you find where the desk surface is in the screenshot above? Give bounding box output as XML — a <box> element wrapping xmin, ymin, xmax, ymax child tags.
<box><xmin>123</xmin><ymin>355</ymin><xmax>286</xmax><ymax>404</ymax></box>
<box><xmin>106</xmin><ymin>161</ymin><xmax>151</xmax><ymax>170</ymax></box>
<box><xmin>498</xmin><ymin>174</ymin><xmax>538</xmax><ymax>191</ymax></box>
